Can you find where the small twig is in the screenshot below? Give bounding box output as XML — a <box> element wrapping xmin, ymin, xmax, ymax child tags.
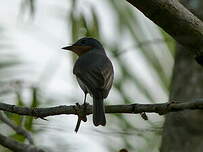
<box><xmin>140</xmin><ymin>112</ymin><xmax>148</xmax><ymax>120</ymax></box>
<box><xmin>74</xmin><ymin>118</ymin><xmax>82</xmax><ymax>133</ymax></box>
<box><xmin>0</xmin><ymin>111</ymin><xmax>34</xmax><ymax>144</ymax></box>
<box><xmin>38</xmin><ymin>117</ymin><xmax>48</xmax><ymax>121</ymax></box>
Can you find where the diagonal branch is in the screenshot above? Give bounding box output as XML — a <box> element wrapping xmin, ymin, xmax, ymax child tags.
<box><xmin>0</xmin><ymin>101</ymin><xmax>203</xmax><ymax>118</ymax></box>
<box><xmin>125</xmin><ymin>0</ymin><xmax>203</xmax><ymax>57</ymax></box>
<box><xmin>0</xmin><ymin>133</ymin><xmax>44</xmax><ymax>152</ymax></box>
<box><xmin>0</xmin><ymin>111</ymin><xmax>34</xmax><ymax>144</ymax></box>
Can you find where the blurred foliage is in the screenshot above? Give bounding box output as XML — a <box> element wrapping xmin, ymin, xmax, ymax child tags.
<box><xmin>0</xmin><ymin>28</ymin><xmax>42</xmax><ymax>150</ymax></box>
<box><xmin>19</xmin><ymin>0</ymin><xmax>36</xmax><ymax>19</ymax></box>
<box><xmin>0</xmin><ymin>0</ymin><xmax>175</xmax><ymax>152</ymax></box>
<box><xmin>0</xmin><ymin>27</ymin><xmax>21</xmax><ymax>97</ymax></box>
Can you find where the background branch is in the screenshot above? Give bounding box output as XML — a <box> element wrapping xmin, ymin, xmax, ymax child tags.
<box><xmin>1</xmin><ymin>101</ymin><xmax>203</xmax><ymax>118</ymax></box>
<box><xmin>125</xmin><ymin>0</ymin><xmax>203</xmax><ymax>56</ymax></box>
<box><xmin>0</xmin><ymin>111</ymin><xmax>34</xmax><ymax>144</ymax></box>
<box><xmin>0</xmin><ymin>133</ymin><xmax>44</xmax><ymax>152</ymax></box>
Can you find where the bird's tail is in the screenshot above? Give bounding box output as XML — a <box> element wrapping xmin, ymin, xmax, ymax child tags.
<box><xmin>93</xmin><ymin>98</ymin><xmax>106</xmax><ymax>126</ymax></box>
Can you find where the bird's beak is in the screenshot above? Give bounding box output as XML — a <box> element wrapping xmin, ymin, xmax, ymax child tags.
<box><xmin>61</xmin><ymin>45</ymin><xmax>86</xmax><ymax>51</ymax></box>
<box><xmin>61</xmin><ymin>45</ymin><xmax>92</xmax><ymax>52</ymax></box>
<box><xmin>61</xmin><ymin>46</ymin><xmax>73</xmax><ymax>50</ymax></box>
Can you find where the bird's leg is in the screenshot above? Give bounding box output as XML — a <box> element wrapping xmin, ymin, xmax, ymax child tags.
<box><xmin>75</xmin><ymin>116</ymin><xmax>81</xmax><ymax>133</ymax></box>
<box><xmin>82</xmin><ymin>93</ymin><xmax>88</xmax><ymax>121</ymax></box>
<box><xmin>83</xmin><ymin>93</ymin><xmax>88</xmax><ymax>122</ymax></box>
<box><xmin>83</xmin><ymin>93</ymin><xmax>87</xmax><ymax>111</ymax></box>
<box><xmin>83</xmin><ymin>93</ymin><xmax>87</xmax><ymax>104</ymax></box>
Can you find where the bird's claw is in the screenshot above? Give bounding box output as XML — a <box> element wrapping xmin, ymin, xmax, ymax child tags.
<box><xmin>74</xmin><ymin>102</ymin><xmax>87</xmax><ymax>122</ymax></box>
<box><xmin>73</xmin><ymin>102</ymin><xmax>89</xmax><ymax>132</ymax></box>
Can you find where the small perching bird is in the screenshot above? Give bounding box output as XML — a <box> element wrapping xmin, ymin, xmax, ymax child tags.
<box><xmin>62</xmin><ymin>37</ymin><xmax>114</xmax><ymax>127</ymax></box>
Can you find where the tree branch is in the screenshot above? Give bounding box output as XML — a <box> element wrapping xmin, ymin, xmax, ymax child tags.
<box><xmin>0</xmin><ymin>133</ymin><xmax>44</xmax><ymax>152</ymax></box>
<box><xmin>0</xmin><ymin>111</ymin><xmax>34</xmax><ymax>144</ymax></box>
<box><xmin>0</xmin><ymin>101</ymin><xmax>203</xmax><ymax>118</ymax></box>
<box><xmin>125</xmin><ymin>0</ymin><xmax>203</xmax><ymax>56</ymax></box>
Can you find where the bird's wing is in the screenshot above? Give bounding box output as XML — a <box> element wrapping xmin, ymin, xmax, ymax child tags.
<box><xmin>100</xmin><ymin>58</ymin><xmax>114</xmax><ymax>97</ymax></box>
<box><xmin>73</xmin><ymin>53</ymin><xmax>114</xmax><ymax>99</ymax></box>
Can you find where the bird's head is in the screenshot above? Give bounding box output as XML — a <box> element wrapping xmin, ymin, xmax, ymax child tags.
<box><xmin>62</xmin><ymin>37</ymin><xmax>104</xmax><ymax>56</ymax></box>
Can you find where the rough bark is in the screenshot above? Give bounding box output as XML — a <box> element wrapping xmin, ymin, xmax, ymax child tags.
<box><xmin>160</xmin><ymin>1</ymin><xmax>203</xmax><ymax>152</ymax></box>
<box><xmin>2</xmin><ymin>101</ymin><xmax>203</xmax><ymax>117</ymax></box>
<box><xmin>126</xmin><ymin>0</ymin><xmax>203</xmax><ymax>57</ymax></box>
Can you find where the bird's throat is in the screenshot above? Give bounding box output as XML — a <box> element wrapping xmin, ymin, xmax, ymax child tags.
<box><xmin>71</xmin><ymin>46</ymin><xmax>93</xmax><ymax>56</ymax></box>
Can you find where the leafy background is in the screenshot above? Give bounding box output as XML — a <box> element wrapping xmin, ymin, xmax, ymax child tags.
<box><xmin>0</xmin><ymin>0</ymin><xmax>175</xmax><ymax>151</ymax></box>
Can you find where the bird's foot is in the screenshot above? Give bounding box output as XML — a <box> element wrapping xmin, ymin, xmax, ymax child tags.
<box><xmin>73</xmin><ymin>102</ymin><xmax>89</xmax><ymax>132</ymax></box>
<box><xmin>74</xmin><ymin>103</ymin><xmax>88</xmax><ymax>122</ymax></box>
<box><xmin>83</xmin><ymin>102</ymin><xmax>90</xmax><ymax>116</ymax></box>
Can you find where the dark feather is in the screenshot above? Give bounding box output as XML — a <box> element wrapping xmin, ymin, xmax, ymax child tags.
<box><xmin>73</xmin><ymin>52</ymin><xmax>114</xmax><ymax>99</ymax></box>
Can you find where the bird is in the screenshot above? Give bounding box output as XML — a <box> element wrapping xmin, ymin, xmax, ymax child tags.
<box><xmin>62</xmin><ymin>37</ymin><xmax>114</xmax><ymax>127</ymax></box>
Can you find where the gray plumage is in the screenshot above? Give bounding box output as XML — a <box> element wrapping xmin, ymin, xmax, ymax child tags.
<box><xmin>72</xmin><ymin>38</ymin><xmax>114</xmax><ymax>126</ymax></box>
